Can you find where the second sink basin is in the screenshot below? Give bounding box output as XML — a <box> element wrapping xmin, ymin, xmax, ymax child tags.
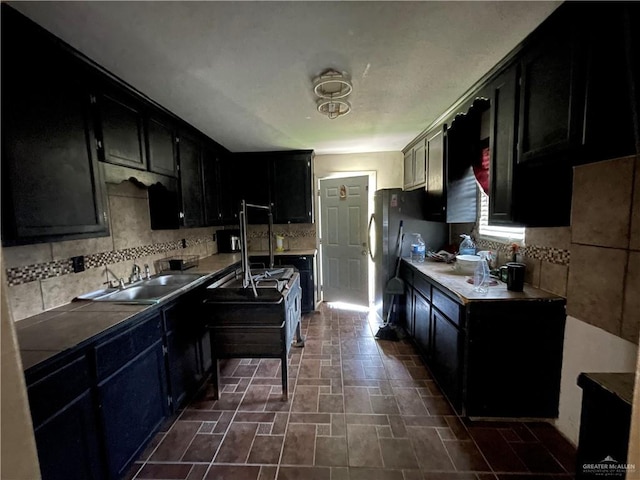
<box><xmin>144</xmin><ymin>273</ymin><xmax>203</xmax><ymax>286</ymax></box>
<box><xmin>95</xmin><ymin>284</ymin><xmax>178</xmax><ymax>304</ymax></box>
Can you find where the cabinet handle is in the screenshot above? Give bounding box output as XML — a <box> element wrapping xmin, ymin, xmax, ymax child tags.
<box><xmin>179</xmin><ymin>212</ymin><xmax>185</xmax><ymax>219</ymax></box>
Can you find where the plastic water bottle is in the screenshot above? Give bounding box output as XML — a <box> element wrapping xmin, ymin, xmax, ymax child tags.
<box><xmin>459</xmin><ymin>234</ymin><xmax>476</xmax><ymax>255</ymax></box>
<box><xmin>473</xmin><ymin>252</ymin><xmax>490</xmax><ymax>294</ymax></box>
<box><xmin>411</xmin><ymin>234</ymin><xmax>426</xmax><ymax>263</ymax></box>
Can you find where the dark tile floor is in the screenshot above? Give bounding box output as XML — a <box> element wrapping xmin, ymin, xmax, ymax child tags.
<box><xmin>126</xmin><ymin>304</ymin><xmax>576</xmax><ymax>480</ymax></box>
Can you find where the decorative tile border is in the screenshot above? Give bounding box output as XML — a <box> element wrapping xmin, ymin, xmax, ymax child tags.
<box><xmin>476</xmin><ymin>238</ymin><xmax>570</xmax><ymax>266</ymax></box>
<box><xmin>247</xmin><ymin>224</ymin><xmax>317</xmax><ymax>239</ymax></box>
<box><xmin>5</xmin><ymin>235</ymin><xmax>212</xmax><ymax>287</ymax></box>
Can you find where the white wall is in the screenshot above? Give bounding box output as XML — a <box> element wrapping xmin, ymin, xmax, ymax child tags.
<box><xmin>314</xmin><ymin>151</ymin><xmax>403</xmax><ymax>190</ymax></box>
<box><xmin>556</xmin><ymin>316</ymin><xmax>638</xmax><ymax>444</ymax></box>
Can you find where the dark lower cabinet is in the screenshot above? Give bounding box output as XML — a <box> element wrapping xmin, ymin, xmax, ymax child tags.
<box><xmin>400</xmin><ymin>260</ymin><xmax>565</xmax><ymax>418</ymax></box>
<box><xmin>164</xmin><ymin>297</ymin><xmax>208</xmax><ymax>409</ymax></box>
<box><xmin>431</xmin><ymin>308</ymin><xmax>463</xmax><ymax>412</ymax></box>
<box><xmin>576</xmin><ymin>373</ymin><xmax>633</xmax><ymax>479</ymax></box>
<box><xmin>95</xmin><ymin>313</ymin><xmax>168</xmax><ymax>479</ymax></box>
<box><xmin>27</xmin><ymin>355</ymin><xmax>104</xmax><ymax>480</ymax></box>
<box><xmin>34</xmin><ymin>391</ymin><xmax>104</xmax><ymax>480</ymax></box>
<box><xmin>413</xmin><ymin>291</ymin><xmax>431</xmax><ymax>357</ymax></box>
<box><xmin>251</xmin><ymin>254</ymin><xmax>316</xmax><ymax>313</ymax></box>
<box><xmin>98</xmin><ymin>341</ymin><xmax>167</xmax><ymax>478</ymax></box>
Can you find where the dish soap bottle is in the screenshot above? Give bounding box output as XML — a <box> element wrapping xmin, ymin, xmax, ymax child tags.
<box><xmin>411</xmin><ymin>234</ymin><xmax>426</xmax><ymax>263</ymax></box>
<box><xmin>473</xmin><ymin>251</ymin><xmax>490</xmax><ymax>294</ymax></box>
<box><xmin>459</xmin><ymin>234</ymin><xmax>476</xmax><ymax>255</ymax></box>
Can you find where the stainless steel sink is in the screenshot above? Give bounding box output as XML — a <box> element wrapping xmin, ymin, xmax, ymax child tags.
<box><xmin>95</xmin><ymin>284</ymin><xmax>178</xmax><ymax>304</ymax></box>
<box><xmin>78</xmin><ymin>272</ymin><xmax>206</xmax><ymax>304</ymax></box>
<box><xmin>143</xmin><ymin>273</ymin><xmax>203</xmax><ymax>286</ymax></box>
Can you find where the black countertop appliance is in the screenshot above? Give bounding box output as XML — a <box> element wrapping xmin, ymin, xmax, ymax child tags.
<box><xmin>217</xmin><ymin>229</ymin><xmax>241</xmax><ymax>253</ymax></box>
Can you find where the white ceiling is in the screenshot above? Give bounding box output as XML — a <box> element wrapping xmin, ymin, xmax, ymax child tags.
<box><xmin>10</xmin><ymin>1</ymin><xmax>562</xmax><ymax>155</ymax></box>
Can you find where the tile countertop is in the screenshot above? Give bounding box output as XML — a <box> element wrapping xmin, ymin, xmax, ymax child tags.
<box><xmin>16</xmin><ymin>253</ymin><xmax>242</xmax><ymax>371</ymax></box>
<box><xmin>248</xmin><ymin>249</ymin><xmax>317</xmax><ymax>256</ymax></box>
<box><xmin>404</xmin><ymin>258</ymin><xmax>564</xmax><ymax>304</ymax></box>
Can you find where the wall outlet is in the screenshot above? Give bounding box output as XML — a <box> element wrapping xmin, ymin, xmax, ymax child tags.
<box><xmin>71</xmin><ymin>255</ymin><xmax>85</xmax><ymax>273</ymax></box>
<box><xmin>181</xmin><ymin>238</ymin><xmax>187</xmax><ymax>248</ymax></box>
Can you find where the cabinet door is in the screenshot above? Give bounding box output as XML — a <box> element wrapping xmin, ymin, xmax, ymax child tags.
<box><xmin>179</xmin><ymin>134</ymin><xmax>205</xmax><ymax>227</ymax></box>
<box><xmin>27</xmin><ymin>354</ymin><xmax>104</xmax><ymax>480</ymax></box>
<box><xmin>34</xmin><ymin>392</ymin><xmax>104</xmax><ymax>480</ymax></box>
<box><xmin>98</xmin><ymin>341</ymin><xmax>168</xmax><ymax>478</ymax></box>
<box><xmin>272</xmin><ymin>152</ymin><xmax>313</xmax><ymax>224</ymax></box>
<box><xmin>425</xmin><ymin>128</ymin><xmax>446</xmax><ymax>221</ymax></box>
<box><xmin>487</xmin><ymin>67</ymin><xmax>518</xmax><ymax>225</ymax></box>
<box><xmin>413</xmin><ymin>291</ymin><xmax>432</xmax><ymax>357</ymax></box>
<box><xmin>232</xmin><ymin>153</ymin><xmax>270</xmax><ymax>224</ymax></box>
<box><xmin>277</xmin><ymin>255</ymin><xmax>315</xmax><ymax>313</ymax></box>
<box><xmin>218</xmin><ymin>157</ymin><xmax>241</xmax><ymax>224</ymax></box>
<box><xmin>164</xmin><ymin>301</ymin><xmax>201</xmax><ymax>408</ymax></box>
<box><xmin>202</xmin><ymin>149</ymin><xmax>223</xmax><ymax>226</ymax></box>
<box><xmin>147</xmin><ymin>114</ymin><xmax>177</xmax><ymax>176</ymax></box>
<box><xmin>94</xmin><ymin>90</ymin><xmax>147</xmax><ymax>170</ymax></box>
<box><xmin>403</xmin><ymin>286</ymin><xmax>415</xmax><ymax>337</ymax></box>
<box><xmin>403</xmin><ymin>150</ymin><xmax>414</xmax><ymax>188</ymax></box>
<box><xmin>413</xmin><ymin>142</ymin><xmax>426</xmax><ymax>187</ymax></box>
<box><xmin>1</xmin><ymin>17</ymin><xmax>108</xmax><ymax>245</ymax></box>
<box><xmin>580</xmin><ymin>4</ymin><xmax>637</xmax><ymax>163</ymax></box>
<box><xmin>517</xmin><ymin>15</ymin><xmax>583</xmax><ymax>163</ymax></box>
<box><xmin>431</xmin><ymin>308</ymin><xmax>462</xmax><ymax>413</ymax></box>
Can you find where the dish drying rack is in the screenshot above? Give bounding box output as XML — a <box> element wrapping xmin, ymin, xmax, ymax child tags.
<box><xmin>155</xmin><ymin>255</ymin><xmax>199</xmax><ymax>272</ymax></box>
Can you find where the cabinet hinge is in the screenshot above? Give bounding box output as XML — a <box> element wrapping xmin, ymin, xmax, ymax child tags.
<box><xmin>167</xmin><ymin>395</ymin><xmax>173</xmax><ymax>407</ymax></box>
<box><xmin>176</xmin><ymin>137</ymin><xmax>180</xmax><ymax>144</ymax></box>
<box><xmin>307</xmin><ymin>160</ymin><xmax>310</xmax><ymax>167</ymax></box>
<box><xmin>90</xmin><ymin>95</ymin><xmax>97</xmax><ymax>104</ymax></box>
<box><xmin>162</xmin><ymin>345</ymin><xmax>168</xmax><ymax>355</ymax></box>
<box><xmin>317</xmin><ymin>189</ymin><xmax>321</xmax><ymax>197</ymax></box>
<box><xmin>96</xmin><ymin>139</ymin><xmax>103</xmax><ymax>150</ymax></box>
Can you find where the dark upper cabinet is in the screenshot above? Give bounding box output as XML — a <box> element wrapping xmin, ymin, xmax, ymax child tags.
<box><xmin>202</xmin><ymin>148</ymin><xmax>223</xmax><ymax>226</ymax></box>
<box><xmin>517</xmin><ymin>11</ymin><xmax>584</xmax><ymax>164</ymax></box>
<box><xmin>223</xmin><ymin>150</ymin><xmax>314</xmax><ymax>225</ymax></box>
<box><xmin>580</xmin><ymin>4</ymin><xmax>638</xmax><ymax>163</ymax></box>
<box><xmin>218</xmin><ymin>158</ymin><xmax>241</xmax><ymax>224</ymax></box>
<box><xmin>93</xmin><ymin>89</ymin><xmax>147</xmax><ymax>171</ymax></box>
<box><xmin>147</xmin><ymin>113</ymin><xmax>177</xmax><ymax>177</ymax></box>
<box><xmin>240</xmin><ymin>154</ymin><xmax>271</xmax><ymax>224</ymax></box>
<box><xmin>178</xmin><ymin>133</ymin><xmax>205</xmax><ymax>228</ymax></box>
<box><xmin>425</xmin><ymin>128</ymin><xmax>446</xmax><ymax>221</ymax></box>
<box><xmin>148</xmin><ymin>182</ymin><xmax>180</xmax><ymax>230</ymax></box>
<box><xmin>486</xmin><ymin>67</ymin><xmax>518</xmax><ymax>225</ymax></box>
<box><xmin>271</xmin><ymin>152</ymin><xmax>314</xmax><ymax>224</ymax></box>
<box><xmin>1</xmin><ymin>8</ymin><xmax>109</xmax><ymax>246</ymax></box>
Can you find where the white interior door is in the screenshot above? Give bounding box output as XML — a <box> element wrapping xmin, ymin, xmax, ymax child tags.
<box><xmin>320</xmin><ymin>175</ymin><xmax>369</xmax><ymax>306</ymax></box>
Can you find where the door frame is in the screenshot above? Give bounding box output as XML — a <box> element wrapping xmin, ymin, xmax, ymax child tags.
<box><xmin>316</xmin><ymin>171</ymin><xmax>377</xmax><ymax>307</ymax></box>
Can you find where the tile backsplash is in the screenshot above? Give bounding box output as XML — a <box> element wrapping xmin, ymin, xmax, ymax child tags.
<box><xmin>469</xmin><ymin>155</ymin><xmax>640</xmax><ymax>345</ymax></box>
<box><xmin>3</xmin><ymin>179</ymin><xmax>318</xmax><ymax>322</ymax></box>
<box><xmin>3</xmin><ymin>180</ymin><xmax>218</xmax><ymax>321</ymax></box>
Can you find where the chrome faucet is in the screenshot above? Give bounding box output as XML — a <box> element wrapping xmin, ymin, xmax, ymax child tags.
<box><xmin>144</xmin><ymin>264</ymin><xmax>151</xmax><ymax>280</ymax></box>
<box><xmin>130</xmin><ymin>262</ymin><xmax>141</xmax><ymax>283</ymax></box>
<box><xmin>103</xmin><ymin>266</ymin><xmax>125</xmax><ymax>289</ymax></box>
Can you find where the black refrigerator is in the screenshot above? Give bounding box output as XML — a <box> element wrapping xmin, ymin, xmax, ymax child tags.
<box><xmin>371</xmin><ymin>188</ymin><xmax>448</xmax><ymax>323</ymax></box>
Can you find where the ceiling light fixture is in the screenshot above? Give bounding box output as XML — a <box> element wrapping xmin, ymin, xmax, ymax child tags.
<box><xmin>313</xmin><ymin>69</ymin><xmax>352</xmax><ymax>119</ymax></box>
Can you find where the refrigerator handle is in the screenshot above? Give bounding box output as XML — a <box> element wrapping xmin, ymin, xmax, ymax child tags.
<box><xmin>367</xmin><ymin>213</ymin><xmax>375</xmax><ymax>262</ymax></box>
